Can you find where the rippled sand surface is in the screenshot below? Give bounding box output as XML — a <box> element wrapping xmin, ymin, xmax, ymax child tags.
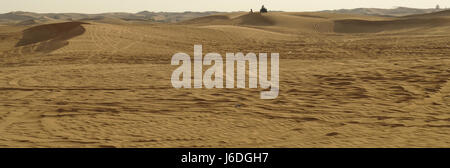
<box><xmin>0</xmin><ymin>12</ymin><xmax>449</xmax><ymax>147</ymax></box>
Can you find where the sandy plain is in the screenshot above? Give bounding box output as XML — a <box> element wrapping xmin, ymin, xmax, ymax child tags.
<box><xmin>0</xmin><ymin>11</ymin><xmax>449</xmax><ymax>147</ymax></box>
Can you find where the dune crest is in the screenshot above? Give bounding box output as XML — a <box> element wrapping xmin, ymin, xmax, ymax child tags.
<box><xmin>236</xmin><ymin>13</ymin><xmax>275</xmax><ymax>26</ymax></box>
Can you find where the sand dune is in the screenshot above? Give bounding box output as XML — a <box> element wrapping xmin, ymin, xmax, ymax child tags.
<box><xmin>0</xmin><ymin>11</ymin><xmax>221</xmax><ymax>25</ymax></box>
<box><xmin>185</xmin><ymin>11</ymin><xmax>450</xmax><ymax>34</ymax></box>
<box><xmin>236</xmin><ymin>13</ymin><xmax>276</xmax><ymax>26</ymax></box>
<box><xmin>182</xmin><ymin>14</ymin><xmax>232</xmax><ymax>25</ymax></box>
<box><xmin>402</xmin><ymin>9</ymin><xmax>450</xmax><ymax>18</ymax></box>
<box><xmin>79</xmin><ymin>17</ymin><xmax>130</xmax><ymax>25</ymax></box>
<box><xmin>183</xmin><ymin>12</ymin><xmax>335</xmax><ymax>33</ymax></box>
<box><xmin>333</xmin><ymin>9</ymin><xmax>450</xmax><ymax>34</ymax></box>
<box><xmin>0</xmin><ymin>11</ymin><xmax>449</xmax><ymax>147</ymax></box>
<box><xmin>323</xmin><ymin>7</ymin><xmax>444</xmax><ymax>17</ymax></box>
<box><xmin>334</xmin><ymin>17</ymin><xmax>450</xmax><ymax>33</ymax></box>
<box><xmin>15</xmin><ymin>19</ymin><xmax>38</xmax><ymax>26</ymax></box>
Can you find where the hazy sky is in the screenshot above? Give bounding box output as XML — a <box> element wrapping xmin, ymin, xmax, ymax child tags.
<box><xmin>1</xmin><ymin>0</ymin><xmax>449</xmax><ymax>13</ymax></box>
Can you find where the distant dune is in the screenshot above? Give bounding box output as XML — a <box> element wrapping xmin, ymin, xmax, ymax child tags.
<box><xmin>182</xmin><ymin>12</ymin><xmax>277</xmax><ymax>26</ymax></box>
<box><xmin>0</xmin><ymin>11</ymin><xmax>221</xmax><ymax>25</ymax></box>
<box><xmin>15</xmin><ymin>19</ymin><xmax>38</xmax><ymax>26</ymax></box>
<box><xmin>334</xmin><ymin>9</ymin><xmax>450</xmax><ymax>33</ymax></box>
<box><xmin>323</xmin><ymin>7</ymin><xmax>446</xmax><ymax>17</ymax></box>
<box><xmin>183</xmin><ymin>10</ymin><xmax>450</xmax><ymax>34</ymax></box>
<box><xmin>0</xmin><ymin>7</ymin><xmax>447</xmax><ymax>25</ymax></box>
<box><xmin>402</xmin><ymin>9</ymin><xmax>450</xmax><ymax>18</ymax></box>
<box><xmin>78</xmin><ymin>16</ymin><xmax>129</xmax><ymax>25</ymax></box>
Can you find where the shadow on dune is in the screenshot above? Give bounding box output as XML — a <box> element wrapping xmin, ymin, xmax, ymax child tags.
<box><xmin>334</xmin><ymin>17</ymin><xmax>450</xmax><ymax>33</ymax></box>
<box><xmin>182</xmin><ymin>15</ymin><xmax>230</xmax><ymax>24</ymax></box>
<box><xmin>15</xmin><ymin>21</ymin><xmax>88</xmax><ymax>53</ymax></box>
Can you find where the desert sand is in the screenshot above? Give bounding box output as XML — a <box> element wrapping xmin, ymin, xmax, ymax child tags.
<box><xmin>0</xmin><ymin>11</ymin><xmax>449</xmax><ymax>147</ymax></box>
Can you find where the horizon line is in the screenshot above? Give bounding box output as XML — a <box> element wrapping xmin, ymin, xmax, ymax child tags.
<box><xmin>1</xmin><ymin>6</ymin><xmax>448</xmax><ymax>15</ymax></box>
